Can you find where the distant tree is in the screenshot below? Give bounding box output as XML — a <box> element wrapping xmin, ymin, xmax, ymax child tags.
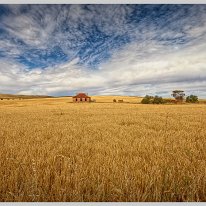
<box><xmin>171</xmin><ymin>90</ymin><xmax>185</xmax><ymax>102</ymax></box>
<box><xmin>113</xmin><ymin>99</ymin><xmax>117</xmax><ymax>103</ymax></box>
<box><xmin>152</xmin><ymin>95</ymin><xmax>164</xmax><ymax>104</ymax></box>
<box><xmin>141</xmin><ymin>95</ymin><xmax>166</xmax><ymax>104</ymax></box>
<box><xmin>141</xmin><ymin>95</ymin><xmax>153</xmax><ymax>104</ymax></box>
<box><xmin>186</xmin><ymin>95</ymin><xmax>198</xmax><ymax>103</ymax></box>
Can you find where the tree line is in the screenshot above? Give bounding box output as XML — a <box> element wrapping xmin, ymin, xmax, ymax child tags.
<box><xmin>141</xmin><ymin>90</ymin><xmax>199</xmax><ymax>104</ymax></box>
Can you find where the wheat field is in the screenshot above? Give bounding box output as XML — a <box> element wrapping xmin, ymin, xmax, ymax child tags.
<box><xmin>0</xmin><ymin>97</ymin><xmax>206</xmax><ymax>202</ymax></box>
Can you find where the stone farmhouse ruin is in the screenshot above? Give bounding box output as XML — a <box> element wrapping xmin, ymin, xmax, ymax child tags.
<box><xmin>72</xmin><ymin>93</ymin><xmax>91</xmax><ymax>102</ymax></box>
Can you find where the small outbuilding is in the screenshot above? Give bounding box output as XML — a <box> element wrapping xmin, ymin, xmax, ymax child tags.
<box><xmin>73</xmin><ymin>93</ymin><xmax>91</xmax><ymax>103</ymax></box>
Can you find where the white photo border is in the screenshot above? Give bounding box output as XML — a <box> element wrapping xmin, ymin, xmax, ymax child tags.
<box><xmin>0</xmin><ymin>0</ymin><xmax>206</xmax><ymax>4</ymax></box>
<box><xmin>0</xmin><ymin>1</ymin><xmax>205</xmax><ymax>206</ymax></box>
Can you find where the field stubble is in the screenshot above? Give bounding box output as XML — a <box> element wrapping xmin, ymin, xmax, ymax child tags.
<box><xmin>0</xmin><ymin>97</ymin><xmax>206</xmax><ymax>201</ymax></box>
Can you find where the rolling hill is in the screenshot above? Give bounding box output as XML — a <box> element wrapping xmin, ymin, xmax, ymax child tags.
<box><xmin>0</xmin><ymin>93</ymin><xmax>52</xmax><ymax>100</ymax></box>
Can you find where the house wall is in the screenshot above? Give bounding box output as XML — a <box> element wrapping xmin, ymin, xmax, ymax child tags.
<box><xmin>73</xmin><ymin>97</ymin><xmax>91</xmax><ymax>102</ymax></box>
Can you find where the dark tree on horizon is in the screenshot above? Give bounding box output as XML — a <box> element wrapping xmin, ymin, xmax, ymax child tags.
<box><xmin>171</xmin><ymin>90</ymin><xmax>185</xmax><ymax>102</ymax></box>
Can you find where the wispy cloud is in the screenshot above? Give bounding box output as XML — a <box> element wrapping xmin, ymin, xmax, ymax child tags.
<box><xmin>0</xmin><ymin>5</ymin><xmax>206</xmax><ymax>97</ymax></box>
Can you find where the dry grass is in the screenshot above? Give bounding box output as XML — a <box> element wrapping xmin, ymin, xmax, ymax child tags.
<box><xmin>91</xmin><ymin>95</ymin><xmax>142</xmax><ymax>103</ymax></box>
<box><xmin>0</xmin><ymin>97</ymin><xmax>206</xmax><ymax>202</ymax></box>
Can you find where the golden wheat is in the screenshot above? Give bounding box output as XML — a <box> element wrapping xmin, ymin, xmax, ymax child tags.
<box><xmin>0</xmin><ymin>97</ymin><xmax>206</xmax><ymax>202</ymax></box>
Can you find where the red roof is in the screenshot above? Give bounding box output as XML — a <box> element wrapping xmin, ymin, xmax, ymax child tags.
<box><xmin>73</xmin><ymin>93</ymin><xmax>90</xmax><ymax>98</ymax></box>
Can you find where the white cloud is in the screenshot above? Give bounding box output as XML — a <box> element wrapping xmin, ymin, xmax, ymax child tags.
<box><xmin>0</xmin><ymin>5</ymin><xmax>206</xmax><ymax>97</ymax></box>
<box><xmin>1</xmin><ymin>34</ymin><xmax>206</xmax><ymax>97</ymax></box>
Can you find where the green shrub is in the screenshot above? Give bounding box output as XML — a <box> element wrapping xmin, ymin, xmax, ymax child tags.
<box><xmin>152</xmin><ymin>96</ymin><xmax>164</xmax><ymax>104</ymax></box>
<box><xmin>141</xmin><ymin>95</ymin><xmax>153</xmax><ymax>104</ymax></box>
<box><xmin>141</xmin><ymin>95</ymin><xmax>165</xmax><ymax>104</ymax></box>
<box><xmin>186</xmin><ymin>95</ymin><xmax>198</xmax><ymax>103</ymax></box>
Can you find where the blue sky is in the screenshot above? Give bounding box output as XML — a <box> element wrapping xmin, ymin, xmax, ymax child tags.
<box><xmin>0</xmin><ymin>5</ymin><xmax>206</xmax><ymax>97</ymax></box>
